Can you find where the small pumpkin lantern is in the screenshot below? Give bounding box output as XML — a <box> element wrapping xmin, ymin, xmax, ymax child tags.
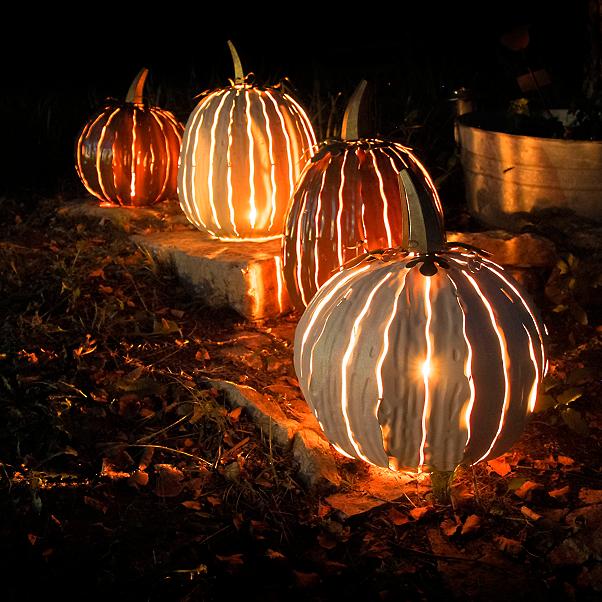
<box><xmin>178</xmin><ymin>41</ymin><xmax>317</xmax><ymax>241</ymax></box>
<box><xmin>76</xmin><ymin>68</ymin><xmax>183</xmax><ymax>207</ymax></box>
<box><xmin>282</xmin><ymin>80</ymin><xmax>444</xmax><ymax>310</ymax></box>
<box><xmin>294</xmin><ymin>172</ymin><xmax>546</xmax><ymax>473</ymax></box>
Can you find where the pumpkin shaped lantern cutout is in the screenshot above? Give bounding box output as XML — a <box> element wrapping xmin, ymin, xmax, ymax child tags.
<box><xmin>294</xmin><ymin>172</ymin><xmax>547</xmax><ymax>473</ymax></box>
<box><xmin>282</xmin><ymin>80</ymin><xmax>444</xmax><ymax>310</ymax></box>
<box><xmin>76</xmin><ymin>68</ymin><xmax>183</xmax><ymax>207</ymax></box>
<box><xmin>178</xmin><ymin>41</ymin><xmax>317</xmax><ymax>241</ymax></box>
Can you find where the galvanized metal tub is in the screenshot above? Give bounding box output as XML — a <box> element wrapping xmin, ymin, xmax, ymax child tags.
<box><xmin>456</xmin><ymin>112</ymin><xmax>602</xmax><ymax>228</ymax></box>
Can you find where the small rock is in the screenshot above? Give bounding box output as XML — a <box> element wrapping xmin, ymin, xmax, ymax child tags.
<box><xmin>447</xmin><ymin>230</ymin><xmax>556</xmax><ymax>268</ymax></box>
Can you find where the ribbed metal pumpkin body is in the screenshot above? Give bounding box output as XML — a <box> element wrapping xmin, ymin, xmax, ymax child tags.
<box><xmin>282</xmin><ymin>140</ymin><xmax>443</xmax><ymax>309</ymax></box>
<box><xmin>178</xmin><ymin>85</ymin><xmax>316</xmax><ymax>240</ymax></box>
<box><xmin>76</xmin><ymin>103</ymin><xmax>183</xmax><ymax>206</ymax></box>
<box><xmin>294</xmin><ymin>251</ymin><xmax>546</xmax><ymax>472</ymax></box>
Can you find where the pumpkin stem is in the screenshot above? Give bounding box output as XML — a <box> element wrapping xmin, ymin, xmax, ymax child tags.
<box><xmin>341</xmin><ymin>79</ymin><xmax>368</xmax><ymax>141</ymax></box>
<box><xmin>430</xmin><ymin>469</ymin><xmax>454</xmax><ymax>505</ymax></box>
<box><xmin>126</xmin><ymin>68</ymin><xmax>149</xmax><ymax>105</ymax></box>
<box><xmin>227</xmin><ymin>40</ymin><xmax>245</xmax><ymax>85</ymax></box>
<box><xmin>398</xmin><ymin>170</ymin><xmax>446</xmax><ymax>255</ymax></box>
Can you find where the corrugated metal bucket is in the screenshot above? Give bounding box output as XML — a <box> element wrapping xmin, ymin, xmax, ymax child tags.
<box><xmin>456</xmin><ymin>111</ymin><xmax>602</xmax><ymax>228</ymax></box>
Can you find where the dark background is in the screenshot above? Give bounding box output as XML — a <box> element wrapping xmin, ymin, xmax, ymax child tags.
<box><xmin>1</xmin><ymin>1</ymin><xmax>589</xmax><ymax>199</ymax></box>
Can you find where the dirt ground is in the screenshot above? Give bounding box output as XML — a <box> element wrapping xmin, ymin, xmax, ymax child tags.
<box><xmin>1</xmin><ymin>194</ymin><xmax>601</xmax><ymax>601</ymax></box>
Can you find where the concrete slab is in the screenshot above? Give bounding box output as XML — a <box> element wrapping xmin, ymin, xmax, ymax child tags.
<box><xmin>61</xmin><ymin>198</ymin><xmax>291</xmax><ymax>321</ymax></box>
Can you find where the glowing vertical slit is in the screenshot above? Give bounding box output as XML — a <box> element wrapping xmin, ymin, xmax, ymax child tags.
<box><xmin>150</xmin><ymin>111</ymin><xmax>170</xmax><ymax>198</ymax></box>
<box><xmin>341</xmin><ymin>272</ymin><xmax>392</xmax><ymax>461</ymax></box>
<box><xmin>274</xmin><ymin>255</ymin><xmax>284</xmax><ymax>313</ymax></box>
<box><xmin>283</xmin><ymin>93</ymin><xmax>317</xmax><ymax>154</ymax></box>
<box><xmin>524</xmin><ymin>325</ymin><xmax>539</xmax><ymax>413</ymax></box>
<box><xmin>77</xmin><ymin>113</ymin><xmax>106</xmax><ymax>201</ymax></box>
<box><xmin>371</xmin><ymin>151</ymin><xmax>393</xmax><ymax>247</ymax></box>
<box><xmin>481</xmin><ymin>260</ymin><xmax>546</xmax><ymax>371</ymax></box>
<box><xmin>208</xmin><ymin>92</ymin><xmax>230</xmax><ymax>230</ymax></box>
<box><xmin>447</xmin><ymin>274</ymin><xmax>476</xmax><ymax>450</ymax></box>
<box><xmin>300</xmin><ymin>264</ymin><xmax>372</xmax><ymax>379</ymax></box>
<box><xmin>130</xmin><ymin>112</ymin><xmax>137</xmax><ymax>201</ymax></box>
<box><xmin>226</xmin><ymin>93</ymin><xmax>239</xmax><ymax>236</ymax></box>
<box><xmin>305</xmin><ymin>265</ymin><xmax>374</xmax><ymax>393</ymax></box>
<box><xmin>257</xmin><ymin>95</ymin><xmax>277</xmax><ymax>231</ymax></box>
<box><xmin>375</xmin><ymin>271</ymin><xmax>407</xmax><ymax>454</ymax></box>
<box><xmin>314</xmin><ymin>169</ymin><xmax>328</xmax><ymax>290</ymax></box>
<box><xmin>186</xmin><ymin>91</ymin><xmax>221</xmax><ymax>228</ymax></box>
<box><xmin>96</xmin><ymin>108</ymin><xmax>121</xmax><ymax>202</ymax></box>
<box><xmin>418</xmin><ymin>276</ymin><xmax>433</xmax><ymax>470</ymax></box>
<box><xmin>295</xmin><ymin>190</ymin><xmax>309</xmax><ymax>306</ymax></box>
<box><xmin>463</xmin><ymin>271</ymin><xmax>512</xmax><ymax>464</ymax></box>
<box><xmin>245</xmin><ymin>91</ymin><xmax>257</xmax><ymax>229</ymax></box>
<box><xmin>265</xmin><ymin>91</ymin><xmax>294</xmax><ymax>201</ymax></box>
<box><xmin>336</xmin><ymin>154</ymin><xmax>349</xmax><ymax>267</ymax></box>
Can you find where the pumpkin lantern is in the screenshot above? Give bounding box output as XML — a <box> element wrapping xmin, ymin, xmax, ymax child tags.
<box><xmin>76</xmin><ymin>68</ymin><xmax>183</xmax><ymax>207</ymax></box>
<box><xmin>178</xmin><ymin>41</ymin><xmax>317</xmax><ymax>241</ymax></box>
<box><xmin>294</xmin><ymin>172</ymin><xmax>547</xmax><ymax>474</ymax></box>
<box><xmin>282</xmin><ymin>80</ymin><xmax>444</xmax><ymax>310</ymax></box>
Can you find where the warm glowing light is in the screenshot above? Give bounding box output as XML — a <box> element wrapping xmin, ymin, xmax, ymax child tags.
<box><xmin>418</xmin><ymin>276</ymin><xmax>433</xmax><ymax>470</ymax></box>
<box><xmin>274</xmin><ymin>255</ymin><xmax>284</xmax><ymax>314</ymax></box>
<box><xmin>463</xmin><ymin>271</ymin><xmax>512</xmax><ymax>464</ymax></box>
<box><xmin>207</xmin><ymin>93</ymin><xmax>229</xmax><ymax>229</ymax></box>
<box><xmin>525</xmin><ymin>325</ymin><xmax>540</xmax><ymax>413</ymax></box>
<box><xmin>340</xmin><ymin>272</ymin><xmax>392</xmax><ymax>461</ymax></box>
<box><xmin>371</xmin><ymin>151</ymin><xmax>393</xmax><ymax>247</ymax></box>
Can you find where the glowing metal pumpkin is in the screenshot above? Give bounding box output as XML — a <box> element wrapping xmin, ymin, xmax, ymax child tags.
<box><xmin>76</xmin><ymin>68</ymin><xmax>183</xmax><ymax>207</ymax></box>
<box><xmin>283</xmin><ymin>80</ymin><xmax>443</xmax><ymax>310</ymax></box>
<box><xmin>294</xmin><ymin>172</ymin><xmax>547</xmax><ymax>473</ymax></box>
<box><xmin>178</xmin><ymin>41</ymin><xmax>317</xmax><ymax>241</ymax></box>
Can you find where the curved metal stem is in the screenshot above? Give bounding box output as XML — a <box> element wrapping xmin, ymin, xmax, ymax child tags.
<box><xmin>341</xmin><ymin>79</ymin><xmax>368</xmax><ymax>141</ymax></box>
<box><xmin>398</xmin><ymin>170</ymin><xmax>446</xmax><ymax>254</ymax></box>
<box><xmin>126</xmin><ymin>68</ymin><xmax>149</xmax><ymax>104</ymax></box>
<box><xmin>227</xmin><ymin>40</ymin><xmax>245</xmax><ymax>85</ymax></box>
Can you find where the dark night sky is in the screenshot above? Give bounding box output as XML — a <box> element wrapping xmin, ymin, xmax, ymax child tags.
<box><xmin>1</xmin><ymin>1</ymin><xmax>589</xmax><ymax>196</ymax></box>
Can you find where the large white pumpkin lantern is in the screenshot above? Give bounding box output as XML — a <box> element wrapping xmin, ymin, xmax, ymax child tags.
<box><xmin>178</xmin><ymin>41</ymin><xmax>317</xmax><ymax>241</ymax></box>
<box><xmin>294</xmin><ymin>171</ymin><xmax>547</xmax><ymax>474</ymax></box>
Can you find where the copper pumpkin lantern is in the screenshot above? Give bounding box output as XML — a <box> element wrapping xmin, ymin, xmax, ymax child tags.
<box><xmin>294</xmin><ymin>172</ymin><xmax>547</xmax><ymax>473</ymax></box>
<box><xmin>76</xmin><ymin>68</ymin><xmax>183</xmax><ymax>207</ymax></box>
<box><xmin>178</xmin><ymin>41</ymin><xmax>317</xmax><ymax>241</ymax></box>
<box><xmin>282</xmin><ymin>80</ymin><xmax>444</xmax><ymax>311</ymax></box>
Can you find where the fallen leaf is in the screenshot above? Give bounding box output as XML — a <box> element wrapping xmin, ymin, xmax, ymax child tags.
<box><xmin>228</xmin><ymin>406</ymin><xmax>243</xmax><ymax>421</ymax></box>
<box><xmin>325</xmin><ymin>491</ymin><xmax>385</xmax><ymax>517</ymax></box>
<box><xmin>128</xmin><ymin>470</ymin><xmax>149</xmax><ymax>487</ymax></box>
<box><xmin>488</xmin><ymin>458</ymin><xmax>511</xmax><ymax>477</ymax></box>
<box><xmin>514</xmin><ymin>481</ymin><xmax>542</xmax><ymax>500</ymax></box>
<box><xmin>549</xmin><ymin>486</ymin><xmax>570</xmax><ymax>499</ymax></box>
<box><xmin>495</xmin><ymin>535</ymin><xmax>522</xmax><ymax>556</ymax></box>
<box><xmin>410</xmin><ymin>506</ymin><xmax>433</xmax><ymax>521</ymax></box>
<box><xmin>154</xmin><ymin>464</ymin><xmax>184</xmax><ymax>498</ymax></box>
<box><xmin>579</xmin><ymin>489</ymin><xmax>602</xmax><ymax>505</ymax></box>
<box><xmin>461</xmin><ymin>514</ymin><xmax>481</xmax><ymax>535</ymax></box>
<box><xmin>387</xmin><ymin>507</ymin><xmax>410</xmax><ymax>526</ymax></box>
<box><xmin>181</xmin><ymin>500</ymin><xmax>202</xmax><ymax>511</ymax></box>
<box><xmin>195</xmin><ymin>348</ymin><xmax>210</xmax><ymax>361</ymax></box>
<box><xmin>27</xmin><ymin>533</ymin><xmax>38</xmax><ymax>546</ymax></box>
<box><xmin>216</xmin><ymin>553</ymin><xmax>245</xmax><ymax>566</ymax></box>
<box><xmin>206</xmin><ymin>495</ymin><xmax>222</xmax><ymax>507</ymax></box>
<box><xmin>266</xmin><ymin>549</ymin><xmax>286</xmax><ymax>561</ymax></box>
<box><xmin>293</xmin><ymin>571</ymin><xmax>320</xmax><ymax>588</ymax></box>
<box><xmin>557</xmin><ymin>455</ymin><xmax>575</xmax><ymax>466</ymax></box>
<box><xmin>521</xmin><ymin>506</ymin><xmax>542</xmax><ymax>521</ymax></box>
<box><xmin>440</xmin><ymin>517</ymin><xmax>460</xmax><ymax>537</ymax></box>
